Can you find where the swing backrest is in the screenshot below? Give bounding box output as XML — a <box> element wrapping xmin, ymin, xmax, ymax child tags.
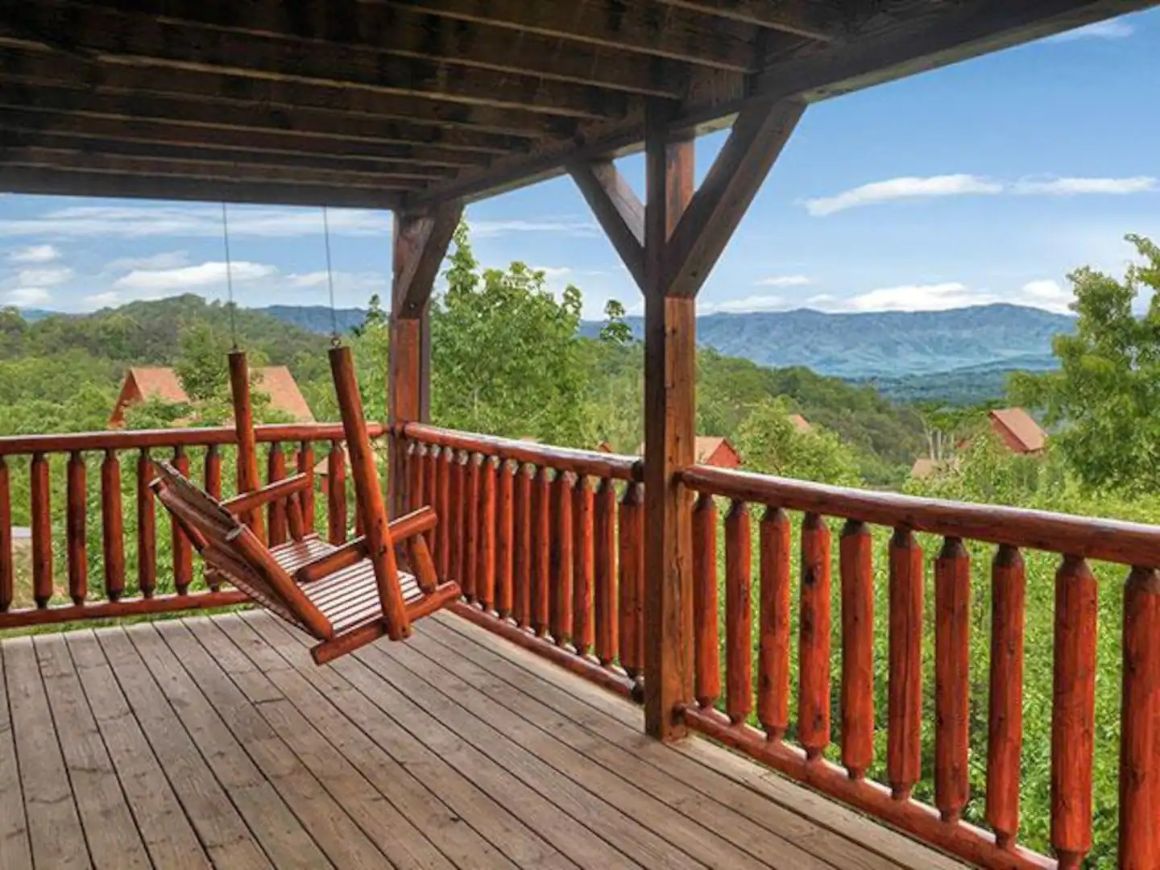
<box><xmin>152</xmin><ymin>461</ymin><xmax>333</xmax><ymax>639</ymax></box>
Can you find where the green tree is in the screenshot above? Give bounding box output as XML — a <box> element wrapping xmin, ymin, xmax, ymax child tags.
<box><xmin>599</xmin><ymin>299</ymin><xmax>633</xmax><ymax>346</ymax></box>
<box><xmin>735</xmin><ymin>397</ymin><xmax>861</xmax><ymax>485</ymax></box>
<box><xmin>1012</xmin><ymin>234</ymin><xmax>1160</xmax><ymax>492</ymax></box>
<box><xmin>175</xmin><ymin>321</ymin><xmax>233</xmax><ymax>402</ymax></box>
<box><xmin>431</xmin><ymin>221</ymin><xmax>589</xmax><ymax>444</ymax></box>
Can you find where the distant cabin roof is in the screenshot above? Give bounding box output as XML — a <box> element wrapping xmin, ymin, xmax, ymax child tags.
<box><xmin>788</xmin><ymin>413</ymin><xmax>812</xmax><ymax>434</ymax></box>
<box><xmin>910</xmin><ymin>457</ymin><xmax>942</xmax><ymax>479</ymax></box>
<box><xmin>129</xmin><ymin>366</ymin><xmax>190</xmax><ymax>404</ymax></box>
<box><xmin>635</xmin><ymin>436</ymin><xmax>739</xmax><ymax>465</ymax></box>
<box><xmin>989</xmin><ymin>407</ymin><xmax>1047</xmax><ymax>454</ymax></box>
<box><xmin>253</xmin><ymin>366</ymin><xmax>314</xmax><ymax>423</ymax></box>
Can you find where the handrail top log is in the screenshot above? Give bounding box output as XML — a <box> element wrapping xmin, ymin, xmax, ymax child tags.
<box><xmin>0</xmin><ymin>421</ymin><xmax>386</xmax><ymax>456</ymax></box>
<box><xmin>680</xmin><ymin>464</ymin><xmax>1160</xmax><ymax>568</ymax></box>
<box><xmin>397</xmin><ymin>422</ymin><xmax>643</xmax><ymax>481</ymax></box>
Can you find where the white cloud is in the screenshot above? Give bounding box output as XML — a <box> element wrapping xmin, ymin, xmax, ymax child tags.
<box><xmin>0</xmin><ymin>206</ymin><xmax>391</xmax><ymax>240</ymax></box>
<box><xmin>1048</xmin><ymin>19</ymin><xmax>1135</xmax><ymax>42</ymax></box>
<box><xmin>80</xmin><ymin>291</ymin><xmax>123</xmax><ymax>310</ymax></box>
<box><xmin>16</xmin><ymin>267</ymin><xmax>73</xmax><ymax>287</ymax></box>
<box><xmin>103</xmin><ymin>250</ymin><xmax>190</xmax><ymax>272</ymax></box>
<box><xmin>1013</xmin><ymin>176</ymin><xmax>1157</xmax><ymax>196</ymax></box>
<box><xmin>804</xmin><ymin>174</ymin><xmax>1002</xmax><ymax>216</ymax></box>
<box><xmin>817</xmin><ymin>282</ymin><xmax>1000</xmax><ymax>312</ymax></box>
<box><xmin>530</xmin><ymin>266</ymin><xmax>573</xmax><ymax>279</ymax></box>
<box><xmin>285</xmin><ymin>270</ymin><xmax>387</xmax><ymax>296</ymax></box>
<box><xmin>701</xmin><ymin>294</ymin><xmax>788</xmax><ymax>314</ymax></box>
<box><xmin>8</xmin><ymin>244</ymin><xmax>59</xmax><ymax>264</ymax></box>
<box><xmin>755</xmin><ymin>274</ymin><xmax>812</xmax><ymax>288</ymax></box>
<box><xmin>112</xmin><ymin>260</ymin><xmax>275</xmax><ymax>292</ymax></box>
<box><xmin>5</xmin><ymin>288</ymin><xmax>52</xmax><ymax>307</ymax></box>
<box><xmin>470</xmin><ymin>218</ymin><xmax>597</xmax><ymax>238</ymax></box>
<box><xmin>1019</xmin><ymin>279</ymin><xmax>1074</xmax><ymax>314</ymax></box>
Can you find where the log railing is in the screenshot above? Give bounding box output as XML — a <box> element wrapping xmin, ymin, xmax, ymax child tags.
<box><xmin>395</xmin><ymin>423</ymin><xmax>646</xmax><ymax>698</ymax></box>
<box><xmin>677</xmin><ymin>464</ymin><xmax>1160</xmax><ymax>870</ymax></box>
<box><xmin>0</xmin><ymin>422</ymin><xmax>380</xmax><ymax>628</ymax></box>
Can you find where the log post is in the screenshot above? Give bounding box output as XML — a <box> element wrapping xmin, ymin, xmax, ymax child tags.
<box><xmin>388</xmin><ymin>203</ymin><xmax>462</xmax><ymax>518</ymax></box>
<box><xmin>228</xmin><ymin>349</ymin><xmax>265</xmax><ymax>543</ymax></box>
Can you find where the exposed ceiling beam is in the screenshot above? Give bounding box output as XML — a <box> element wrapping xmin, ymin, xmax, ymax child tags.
<box><xmin>61</xmin><ymin>0</ymin><xmax>686</xmax><ymax>98</ymax></box>
<box><xmin>651</xmin><ymin>0</ymin><xmax>843</xmax><ymax>40</ymax></box>
<box><xmin>568</xmin><ymin>161</ymin><xmax>646</xmax><ymax>289</ymax></box>
<box><xmin>0</xmin><ymin>44</ymin><xmax>581</xmax><ymax>139</ymax></box>
<box><xmin>0</xmin><ymin>4</ymin><xmax>631</xmax><ymax>121</ymax></box>
<box><xmin>0</xmin><ymin>146</ymin><xmax>432</xmax><ymax>190</ymax></box>
<box><xmin>407</xmin><ymin>0</ymin><xmax>1159</xmax><ymax>207</ymax></box>
<box><xmin>0</xmin><ymin>85</ymin><xmax>526</xmax><ymax>155</ymax></box>
<box><xmin>0</xmin><ymin>131</ymin><xmax>460</xmax><ymax>179</ymax></box>
<box><xmin>393</xmin><ymin>203</ymin><xmax>465</xmax><ymax>318</ymax></box>
<box><xmin>382</xmin><ymin>0</ymin><xmax>763</xmax><ymax>72</ymax></box>
<box><xmin>0</xmin><ymin>107</ymin><xmax>493</xmax><ymax>168</ymax></box>
<box><xmin>0</xmin><ymin>167</ymin><xmax>402</xmax><ymax>209</ymax></box>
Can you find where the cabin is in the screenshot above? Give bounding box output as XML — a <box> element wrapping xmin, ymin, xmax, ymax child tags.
<box><xmin>988</xmin><ymin>407</ymin><xmax>1049</xmax><ymax>455</ymax></box>
<box><xmin>1</xmin><ymin>4</ymin><xmax>1159</xmax><ymax>869</ymax></box>
<box><xmin>638</xmin><ymin>435</ymin><xmax>742</xmax><ymax>468</ymax></box>
<box><xmin>109</xmin><ymin>365</ymin><xmax>315</xmax><ymax>426</ymax></box>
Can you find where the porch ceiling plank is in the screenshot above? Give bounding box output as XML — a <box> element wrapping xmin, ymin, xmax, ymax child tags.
<box><xmin>0</xmin><ymin>131</ymin><xmax>461</xmax><ymax>179</ymax></box>
<box><xmin>55</xmin><ymin>0</ymin><xmax>687</xmax><ymax>99</ymax></box>
<box><xmin>381</xmin><ymin>0</ymin><xmax>764</xmax><ymax>72</ymax></box>
<box><xmin>650</xmin><ymin>0</ymin><xmax>845</xmax><ymax>40</ymax></box>
<box><xmin>664</xmin><ymin>98</ymin><xmax>806</xmax><ymax>299</ymax></box>
<box><xmin>0</xmin><ymin>44</ymin><xmax>579</xmax><ymax>140</ymax></box>
<box><xmin>568</xmin><ymin>160</ymin><xmax>646</xmax><ymax>290</ymax></box>
<box><xmin>404</xmin><ymin>0</ymin><xmax>1154</xmax><ymax>208</ymax></box>
<box><xmin>0</xmin><ymin>166</ymin><xmax>404</xmax><ymax>210</ymax></box>
<box><xmin>0</xmin><ymin>146</ymin><xmax>432</xmax><ymax>191</ymax></box>
<box><xmin>0</xmin><ymin>109</ymin><xmax>493</xmax><ymax>167</ymax></box>
<box><xmin>0</xmin><ymin>3</ymin><xmax>632</xmax><ymax>121</ymax></box>
<box><xmin>0</xmin><ymin>85</ymin><xmax>527</xmax><ymax>156</ymax></box>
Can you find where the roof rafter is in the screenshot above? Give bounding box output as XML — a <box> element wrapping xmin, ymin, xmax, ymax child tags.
<box><xmin>651</xmin><ymin>0</ymin><xmax>844</xmax><ymax>40</ymax></box>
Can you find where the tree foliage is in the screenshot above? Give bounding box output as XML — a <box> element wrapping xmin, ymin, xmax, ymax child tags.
<box><xmin>735</xmin><ymin>397</ymin><xmax>861</xmax><ymax>485</ymax></box>
<box><xmin>1012</xmin><ymin>234</ymin><xmax>1160</xmax><ymax>493</ymax></box>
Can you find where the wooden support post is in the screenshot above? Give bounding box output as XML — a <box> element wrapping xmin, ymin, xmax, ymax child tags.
<box><xmin>228</xmin><ymin>348</ymin><xmax>265</xmax><ymax>543</ymax></box>
<box><xmin>570</xmin><ymin>99</ymin><xmax>805</xmax><ymax>742</ymax></box>
<box><xmin>388</xmin><ymin>202</ymin><xmax>462</xmax><ymax>518</ymax></box>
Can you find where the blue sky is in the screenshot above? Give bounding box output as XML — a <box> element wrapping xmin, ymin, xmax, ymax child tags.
<box><xmin>2</xmin><ymin>11</ymin><xmax>1158</xmax><ymax>321</ymax></box>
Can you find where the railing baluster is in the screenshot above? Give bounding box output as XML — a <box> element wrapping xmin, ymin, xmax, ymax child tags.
<box><xmin>477</xmin><ymin>455</ymin><xmax>496</xmax><ymax>612</ymax></box>
<box><xmin>799</xmin><ymin>512</ymin><xmax>831</xmax><ymax>759</ymax></box>
<box><xmin>495</xmin><ymin>459</ymin><xmax>514</xmax><ymax>618</ymax></box>
<box><xmin>137</xmin><ymin>449</ymin><xmax>157</xmax><ymax>598</ymax></box>
<box><xmin>267</xmin><ymin>443</ymin><xmax>288</xmax><ymax>546</ymax></box>
<box><xmin>888</xmin><ymin>527</ymin><xmax>923</xmax><ymax>800</ymax></box>
<box><xmin>594</xmin><ymin>478</ymin><xmax>617</xmax><ymax>667</ymax></box>
<box><xmin>327</xmin><ymin>440</ymin><xmax>347</xmax><ymax>544</ymax></box>
<box><xmin>572</xmin><ymin>475</ymin><xmax>594</xmax><ymax>656</ymax></box>
<box><xmin>987</xmin><ymin>545</ymin><xmax>1025</xmax><ymax>850</ymax></box>
<box><xmin>204</xmin><ymin>443</ymin><xmax>222</xmax><ymax>500</ymax></box>
<box><xmin>1119</xmin><ymin>566</ymin><xmax>1160</xmax><ymax>869</ymax></box>
<box><xmin>1051</xmin><ymin>556</ymin><xmax>1097</xmax><ymax>870</ymax></box>
<box><xmin>409</xmin><ymin>441</ymin><xmax>425</xmax><ymax>515</ymax></box>
<box><xmin>449</xmin><ymin>449</ymin><xmax>465</xmax><ymax>586</ymax></box>
<box><xmin>693</xmin><ymin>492</ymin><xmax>719</xmax><ymax>709</ymax></box>
<box><xmin>0</xmin><ymin>457</ymin><xmax>11</xmax><ymax>612</ymax></box>
<box><xmin>296</xmin><ymin>441</ymin><xmax>315</xmax><ymax>531</ymax></box>
<box><xmin>172</xmin><ymin>447</ymin><xmax>192</xmax><ymax>595</ymax></box>
<box><xmin>618</xmin><ymin>482</ymin><xmax>643</xmax><ymax>678</ymax></box>
<box><xmin>531</xmin><ymin>466</ymin><xmax>551</xmax><ymax>637</ymax></box>
<box><xmin>436</xmin><ymin>446</ymin><xmax>452</xmax><ymax>580</ymax></box>
<box><xmin>725</xmin><ymin>499</ymin><xmax>752</xmax><ymax>724</ymax></box>
<box><xmin>101</xmin><ymin>449</ymin><xmax>125</xmax><ymax>602</ymax></box>
<box><xmin>66</xmin><ymin>451</ymin><xmax>87</xmax><ymax>606</ymax></box>
<box><xmin>935</xmin><ymin>537</ymin><xmax>970</xmax><ymax>822</ymax></box>
<box><xmin>31</xmin><ymin>452</ymin><xmax>53</xmax><ymax>608</ymax></box>
<box><xmin>464</xmin><ymin>452</ymin><xmax>481</xmax><ymax>603</ymax></box>
<box><xmin>423</xmin><ymin>441</ymin><xmax>438</xmax><ymax>550</ymax></box>
<box><xmin>551</xmin><ymin>471</ymin><xmax>574</xmax><ymax>646</ymax></box>
<box><xmin>513</xmin><ymin>463</ymin><xmax>531</xmax><ymax>628</ymax></box>
<box><xmin>840</xmin><ymin>519</ymin><xmax>873</xmax><ymax>779</ymax></box>
<box><xmin>758</xmin><ymin>506</ymin><xmax>791</xmax><ymax>740</ymax></box>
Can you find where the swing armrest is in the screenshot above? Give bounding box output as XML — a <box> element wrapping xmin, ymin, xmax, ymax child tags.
<box><xmin>294</xmin><ymin>508</ymin><xmax>438</xmax><ymax>584</ymax></box>
<box><xmin>222</xmin><ymin>473</ymin><xmax>310</xmax><ymax>515</ymax></box>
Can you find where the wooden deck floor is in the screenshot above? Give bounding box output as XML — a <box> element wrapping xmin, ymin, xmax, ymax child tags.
<box><xmin>0</xmin><ymin>610</ymin><xmax>965</xmax><ymax>869</ymax></box>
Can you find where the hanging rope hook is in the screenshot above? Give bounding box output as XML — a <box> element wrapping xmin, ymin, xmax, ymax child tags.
<box><xmin>221</xmin><ymin>202</ymin><xmax>238</xmax><ymax>350</ymax></box>
<box><xmin>322</xmin><ymin>206</ymin><xmax>340</xmax><ymax>347</ymax></box>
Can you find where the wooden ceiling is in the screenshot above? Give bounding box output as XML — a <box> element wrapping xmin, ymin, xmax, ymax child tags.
<box><xmin>0</xmin><ymin>0</ymin><xmax>1153</xmax><ymax>211</ymax></box>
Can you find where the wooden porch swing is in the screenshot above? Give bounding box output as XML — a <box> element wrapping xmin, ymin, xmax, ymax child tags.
<box><xmin>151</xmin><ymin>207</ymin><xmax>458</xmax><ymax>663</ymax></box>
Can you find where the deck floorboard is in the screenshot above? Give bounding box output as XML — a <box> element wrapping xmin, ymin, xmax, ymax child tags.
<box><xmin>0</xmin><ymin>611</ymin><xmax>966</xmax><ymax>869</ymax></box>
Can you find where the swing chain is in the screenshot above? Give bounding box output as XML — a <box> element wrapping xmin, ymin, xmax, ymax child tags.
<box><xmin>221</xmin><ymin>202</ymin><xmax>238</xmax><ymax>350</ymax></box>
<box><xmin>322</xmin><ymin>206</ymin><xmax>341</xmax><ymax>347</ymax></box>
